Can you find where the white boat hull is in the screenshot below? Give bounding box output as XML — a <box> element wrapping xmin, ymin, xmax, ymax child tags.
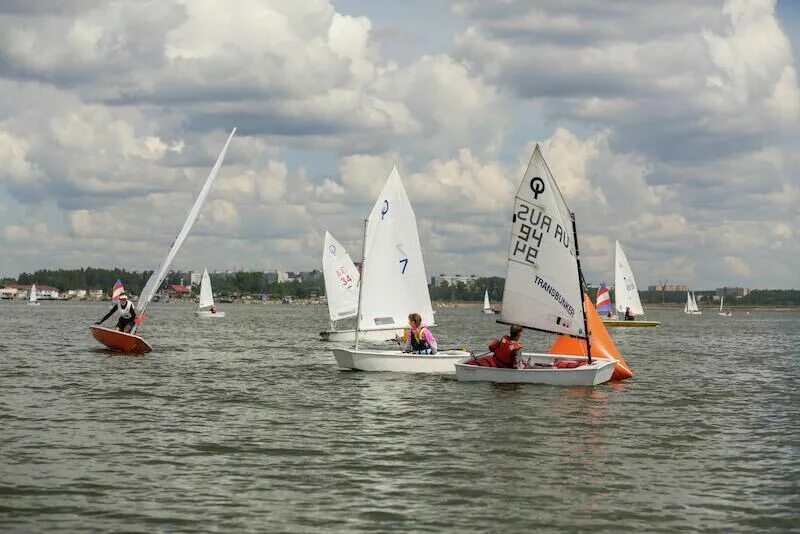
<box><xmin>28</xmin><ymin>302</ymin><xmax>40</xmax><ymax>306</ymax></box>
<box><xmin>332</xmin><ymin>348</ymin><xmax>471</xmax><ymax>373</ymax></box>
<box><xmin>195</xmin><ymin>310</ymin><xmax>225</xmax><ymax>317</ymax></box>
<box><xmin>320</xmin><ymin>328</ymin><xmax>402</xmax><ymax>342</ymax></box>
<box><xmin>482</xmin><ymin>309</ymin><xmax>494</xmax><ymax>314</ymax></box>
<box><xmin>454</xmin><ymin>353</ymin><xmax>617</xmax><ymax>386</ymax></box>
<box><xmin>718</xmin><ymin>312</ymin><xmax>731</xmax><ymax>317</ymax></box>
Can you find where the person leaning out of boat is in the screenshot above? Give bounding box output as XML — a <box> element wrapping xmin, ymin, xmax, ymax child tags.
<box><xmin>400</xmin><ymin>313</ymin><xmax>438</xmax><ymax>355</ymax></box>
<box><xmin>624</xmin><ymin>306</ymin><xmax>635</xmax><ymax>321</ymax></box>
<box><xmin>95</xmin><ymin>293</ymin><xmax>137</xmax><ymax>333</ymax></box>
<box><xmin>489</xmin><ymin>324</ymin><xmax>524</xmax><ymax>368</ymax></box>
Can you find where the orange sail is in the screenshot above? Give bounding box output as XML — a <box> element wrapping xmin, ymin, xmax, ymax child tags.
<box><xmin>549</xmin><ymin>293</ymin><xmax>633</xmax><ymax>381</ymax></box>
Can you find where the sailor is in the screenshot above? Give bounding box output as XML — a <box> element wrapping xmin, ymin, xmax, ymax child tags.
<box><xmin>624</xmin><ymin>306</ymin><xmax>634</xmax><ymax>321</ymax></box>
<box><xmin>401</xmin><ymin>313</ymin><xmax>438</xmax><ymax>355</ymax></box>
<box><xmin>210</xmin><ymin>305</ymin><xmax>217</xmax><ymax>314</ymax></box>
<box><xmin>95</xmin><ymin>293</ymin><xmax>137</xmax><ymax>333</ymax></box>
<box><xmin>488</xmin><ymin>324</ymin><xmax>524</xmax><ymax>368</ymax></box>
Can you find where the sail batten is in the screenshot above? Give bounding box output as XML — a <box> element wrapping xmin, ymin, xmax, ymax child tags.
<box><xmin>499</xmin><ymin>145</ymin><xmax>586</xmax><ymax>338</ymax></box>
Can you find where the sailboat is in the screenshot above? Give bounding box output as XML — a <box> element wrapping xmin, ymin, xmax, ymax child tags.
<box><xmin>28</xmin><ymin>284</ymin><xmax>40</xmax><ymax>306</ymax></box>
<box><xmin>482</xmin><ymin>290</ymin><xmax>496</xmax><ymax>314</ymax></box>
<box><xmin>718</xmin><ymin>295</ymin><xmax>731</xmax><ymax>316</ymax></box>
<box><xmin>684</xmin><ymin>291</ymin><xmax>702</xmax><ymax>315</ymax></box>
<box><xmin>455</xmin><ymin>145</ymin><xmax>628</xmax><ymax>385</ymax></box>
<box><xmin>319</xmin><ymin>231</ymin><xmax>400</xmax><ymax>342</ymax></box>
<box><xmin>195</xmin><ymin>269</ymin><xmax>225</xmax><ymax>317</ymax></box>
<box><xmin>90</xmin><ymin>128</ymin><xmax>236</xmax><ymax>353</ymax></box>
<box><xmin>602</xmin><ymin>241</ymin><xmax>660</xmax><ymax>327</ymax></box>
<box><xmin>331</xmin><ymin>167</ymin><xmax>470</xmax><ymax>373</ymax></box>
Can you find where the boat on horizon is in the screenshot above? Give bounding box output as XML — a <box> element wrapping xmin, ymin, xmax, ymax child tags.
<box><xmin>195</xmin><ymin>269</ymin><xmax>225</xmax><ymax>318</ymax></box>
<box><xmin>599</xmin><ymin>241</ymin><xmax>660</xmax><ymax>327</ymax></box>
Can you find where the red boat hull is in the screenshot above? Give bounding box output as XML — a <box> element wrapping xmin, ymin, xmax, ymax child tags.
<box><xmin>90</xmin><ymin>325</ymin><xmax>152</xmax><ymax>354</ymax></box>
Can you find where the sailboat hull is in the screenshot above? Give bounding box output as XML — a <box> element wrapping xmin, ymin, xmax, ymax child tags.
<box><xmin>320</xmin><ymin>329</ymin><xmax>402</xmax><ymax>342</ymax></box>
<box><xmin>602</xmin><ymin>319</ymin><xmax>660</xmax><ymax>327</ymax></box>
<box><xmin>90</xmin><ymin>325</ymin><xmax>152</xmax><ymax>354</ymax></box>
<box><xmin>455</xmin><ymin>354</ymin><xmax>616</xmax><ymax>385</ymax></box>
<box><xmin>195</xmin><ymin>310</ymin><xmax>225</xmax><ymax>318</ymax></box>
<box><xmin>332</xmin><ymin>348</ymin><xmax>470</xmax><ymax>373</ymax></box>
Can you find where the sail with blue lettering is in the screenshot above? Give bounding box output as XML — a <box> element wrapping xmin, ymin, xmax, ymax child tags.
<box><xmin>356</xmin><ymin>167</ymin><xmax>434</xmax><ymax>331</ymax></box>
<box><xmin>499</xmin><ymin>145</ymin><xmax>585</xmax><ymax>338</ymax></box>
<box><xmin>614</xmin><ymin>240</ymin><xmax>644</xmax><ymax>316</ymax></box>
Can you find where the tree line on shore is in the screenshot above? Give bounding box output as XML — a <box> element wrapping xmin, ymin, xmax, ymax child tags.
<box><xmin>3</xmin><ymin>268</ymin><xmax>798</xmax><ymax>305</ymax></box>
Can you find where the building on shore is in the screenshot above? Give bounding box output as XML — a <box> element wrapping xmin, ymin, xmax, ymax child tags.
<box><xmin>431</xmin><ymin>274</ymin><xmax>479</xmax><ymax>288</ymax></box>
<box><xmin>0</xmin><ymin>284</ymin><xmax>60</xmax><ymax>300</ymax></box>
<box><xmin>647</xmin><ymin>284</ymin><xmax>690</xmax><ymax>292</ymax></box>
<box><xmin>716</xmin><ymin>287</ymin><xmax>750</xmax><ymax>298</ymax></box>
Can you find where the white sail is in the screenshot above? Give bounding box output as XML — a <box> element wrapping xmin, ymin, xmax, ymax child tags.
<box><xmin>29</xmin><ymin>284</ymin><xmax>37</xmax><ymax>302</ymax></box>
<box><xmin>685</xmin><ymin>292</ymin><xmax>691</xmax><ymax>313</ymax></box>
<box><xmin>357</xmin><ymin>166</ymin><xmax>434</xmax><ymax>331</ymax></box>
<box><xmin>499</xmin><ymin>145</ymin><xmax>585</xmax><ymax>338</ymax></box>
<box><xmin>198</xmin><ymin>269</ymin><xmax>214</xmax><ymax>309</ymax></box>
<box><xmin>483</xmin><ymin>290</ymin><xmax>491</xmax><ymax>311</ymax></box>
<box><xmin>691</xmin><ymin>292</ymin><xmax>700</xmax><ymax>312</ymax></box>
<box><xmin>322</xmin><ymin>231</ymin><xmax>360</xmax><ymax>322</ymax></box>
<box><xmin>614</xmin><ymin>241</ymin><xmax>644</xmax><ymax>316</ymax></box>
<box><xmin>134</xmin><ymin>128</ymin><xmax>235</xmax><ymax>331</ymax></box>
<box><xmin>719</xmin><ymin>295</ymin><xmax>724</xmax><ymax>312</ymax></box>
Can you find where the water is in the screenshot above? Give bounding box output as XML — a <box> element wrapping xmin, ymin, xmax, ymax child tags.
<box><xmin>1</xmin><ymin>301</ymin><xmax>798</xmax><ymax>532</ymax></box>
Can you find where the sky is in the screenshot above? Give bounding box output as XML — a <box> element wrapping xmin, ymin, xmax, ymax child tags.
<box><xmin>0</xmin><ymin>0</ymin><xmax>798</xmax><ymax>290</ymax></box>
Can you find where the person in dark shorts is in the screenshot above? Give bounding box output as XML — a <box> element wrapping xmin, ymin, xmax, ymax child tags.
<box><xmin>95</xmin><ymin>293</ymin><xmax>137</xmax><ymax>333</ymax></box>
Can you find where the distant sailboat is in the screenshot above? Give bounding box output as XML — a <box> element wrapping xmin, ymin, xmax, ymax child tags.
<box><xmin>482</xmin><ymin>290</ymin><xmax>496</xmax><ymax>314</ymax></box>
<box><xmin>602</xmin><ymin>242</ymin><xmax>659</xmax><ymax>327</ymax></box>
<box><xmin>718</xmin><ymin>295</ymin><xmax>731</xmax><ymax>317</ymax></box>
<box><xmin>28</xmin><ymin>284</ymin><xmax>40</xmax><ymax>306</ymax></box>
<box><xmin>90</xmin><ymin>128</ymin><xmax>236</xmax><ymax>353</ymax></box>
<box><xmin>684</xmin><ymin>291</ymin><xmax>702</xmax><ymax>315</ymax></box>
<box><xmin>195</xmin><ymin>269</ymin><xmax>225</xmax><ymax>317</ymax></box>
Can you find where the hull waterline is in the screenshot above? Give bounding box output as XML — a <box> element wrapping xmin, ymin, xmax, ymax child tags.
<box><xmin>332</xmin><ymin>348</ymin><xmax>470</xmax><ymax>373</ymax></box>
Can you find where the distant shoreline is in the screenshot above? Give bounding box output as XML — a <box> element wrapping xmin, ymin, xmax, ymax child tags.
<box><xmin>433</xmin><ymin>300</ymin><xmax>800</xmax><ymax>312</ymax></box>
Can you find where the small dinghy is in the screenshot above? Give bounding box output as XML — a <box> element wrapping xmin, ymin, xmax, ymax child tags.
<box><xmin>90</xmin><ymin>129</ymin><xmax>235</xmax><ymax>353</ymax></box>
<box><xmin>28</xmin><ymin>284</ymin><xmax>40</xmax><ymax>306</ymax></box>
<box><xmin>718</xmin><ymin>295</ymin><xmax>732</xmax><ymax>317</ymax></box>
<box><xmin>482</xmin><ymin>290</ymin><xmax>496</xmax><ymax>314</ymax></box>
<box><xmin>599</xmin><ymin>241</ymin><xmax>660</xmax><ymax>327</ymax></box>
<box><xmin>195</xmin><ymin>269</ymin><xmax>225</xmax><ymax>317</ymax></box>
<box><xmin>454</xmin><ymin>145</ymin><xmax>631</xmax><ymax>386</ymax></box>
<box><xmin>684</xmin><ymin>291</ymin><xmax>702</xmax><ymax>315</ymax></box>
<box><xmin>331</xmin><ymin>167</ymin><xmax>466</xmax><ymax>372</ymax></box>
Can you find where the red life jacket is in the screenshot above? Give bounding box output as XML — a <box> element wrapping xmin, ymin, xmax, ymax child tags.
<box><xmin>489</xmin><ymin>335</ymin><xmax>522</xmax><ymax>368</ymax></box>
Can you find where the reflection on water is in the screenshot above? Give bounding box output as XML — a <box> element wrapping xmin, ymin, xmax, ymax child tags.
<box><xmin>1</xmin><ymin>300</ymin><xmax>798</xmax><ymax>532</ymax></box>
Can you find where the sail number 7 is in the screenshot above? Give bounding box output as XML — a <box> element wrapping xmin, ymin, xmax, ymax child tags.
<box><xmin>399</xmin><ymin>258</ymin><xmax>408</xmax><ymax>274</ymax></box>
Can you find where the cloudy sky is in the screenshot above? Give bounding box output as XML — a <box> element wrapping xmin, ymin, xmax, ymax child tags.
<box><xmin>0</xmin><ymin>0</ymin><xmax>797</xmax><ymax>289</ymax></box>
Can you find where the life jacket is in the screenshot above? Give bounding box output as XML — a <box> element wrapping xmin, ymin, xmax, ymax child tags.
<box><xmin>117</xmin><ymin>300</ymin><xmax>134</xmax><ymax>319</ymax></box>
<box><xmin>408</xmin><ymin>326</ymin><xmax>431</xmax><ymax>352</ymax></box>
<box><xmin>490</xmin><ymin>335</ymin><xmax>522</xmax><ymax>368</ymax></box>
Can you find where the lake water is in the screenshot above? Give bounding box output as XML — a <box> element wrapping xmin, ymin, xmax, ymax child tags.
<box><xmin>1</xmin><ymin>301</ymin><xmax>798</xmax><ymax>532</ymax></box>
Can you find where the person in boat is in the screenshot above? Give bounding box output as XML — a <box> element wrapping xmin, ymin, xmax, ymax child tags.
<box><xmin>95</xmin><ymin>293</ymin><xmax>137</xmax><ymax>333</ymax></box>
<box><xmin>488</xmin><ymin>324</ymin><xmax>524</xmax><ymax>368</ymax></box>
<box><xmin>624</xmin><ymin>306</ymin><xmax>635</xmax><ymax>321</ymax></box>
<box><xmin>606</xmin><ymin>311</ymin><xmax>613</xmax><ymax>318</ymax></box>
<box><xmin>401</xmin><ymin>313</ymin><xmax>438</xmax><ymax>355</ymax></box>
<box><xmin>210</xmin><ymin>305</ymin><xmax>217</xmax><ymax>314</ymax></box>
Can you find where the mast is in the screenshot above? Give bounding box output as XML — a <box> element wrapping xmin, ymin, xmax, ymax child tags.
<box><xmin>571</xmin><ymin>212</ymin><xmax>591</xmax><ymax>364</ymax></box>
<box><xmin>353</xmin><ymin>217</ymin><xmax>369</xmax><ymax>350</ymax></box>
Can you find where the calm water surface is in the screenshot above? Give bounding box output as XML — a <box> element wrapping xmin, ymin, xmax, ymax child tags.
<box><xmin>1</xmin><ymin>301</ymin><xmax>798</xmax><ymax>532</ymax></box>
